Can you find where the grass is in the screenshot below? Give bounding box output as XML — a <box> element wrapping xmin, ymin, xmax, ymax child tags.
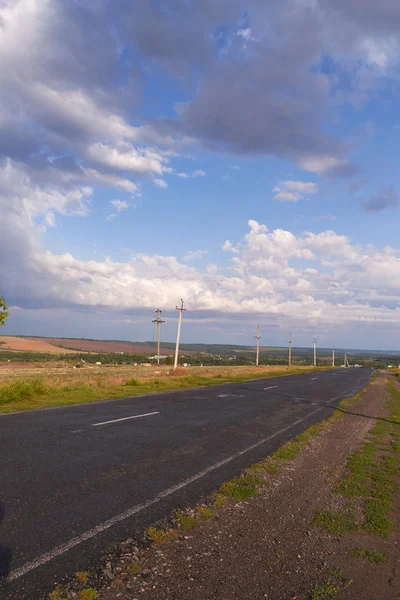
<box><xmin>310</xmin><ymin>575</ymin><xmax>352</xmax><ymax>600</ymax></box>
<box><xmin>0</xmin><ymin>365</ymin><xmax>322</xmax><ymax>413</ymax></box>
<box><xmin>49</xmin><ymin>588</ymin><xmax>66</xmax><ymax>600</ymax></box>
<box><xmin>175</xmin><ymin>511</ymin><xmax>197</xmax><ymax>530</ymax></box>
<box><xmin>77</xmin><ymin>590</ymin><xmax>99</xmax><ymax>600</ymax></box>
<box><xmin>313</xmin><ymin>509</ymin><xmax>359</xmax><ymax>537</ymax></box>
<box><xmin>75</xmin><ymin>571</ymin><xmax>90</xmax><ymax>585</ymax></box>
<box><xmin>128</xmin><ymin>562</ymin><xmax>143</xmax><ymax>575</ymax></box>
<box><xmin>316</xmin><ymin>376</ymin><xmax>400</xmax><ymax>540</ymax></box>
<box><xmin>145</xmin><ymin>526</ymin><xmax>178</xmax><ymax>544</ymax></box>
<box><xmin>349</xmin><ymin>547</ymin><xmax>387</xmax><ymax>563</ymax></box>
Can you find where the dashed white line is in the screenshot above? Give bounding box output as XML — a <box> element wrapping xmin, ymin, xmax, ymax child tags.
<box><xmin>311</xmin><ymin>377</ymin><xmax>318</xmax><ymax>381</ymax></box>
<box><xmin>7</xmin><ymin>406</ymin><xmax>323</xmax><ymax>583</ymax></box>
<box><xmin>92</xmin><ymin>412</ymin><xmax>159</xmax><ymax>427</ymax></box>
<box><xmin>264</xmin><ymin>385</ymin><xmax>279</xmax><ymax>390</ymax></box>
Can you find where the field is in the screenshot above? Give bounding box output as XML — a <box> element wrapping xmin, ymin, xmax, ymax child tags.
<box><xmin>0</xmin><ymin>335</ymin><xmax>80</xmax><ymax>354</ymax></box>
<box><xmin>36</xmin><ymin>337</ymin><xmax>174</xmax><ymax>354</ymax></box>
<box><xmin>0</xmin><ymin>363</ymin><xmax>320</xmax><ymax>413</ymax></box>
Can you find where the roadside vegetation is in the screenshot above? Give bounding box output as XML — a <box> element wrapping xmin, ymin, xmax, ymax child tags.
<box><xmin>0</xmin><ymin>364</ymin><xmax>321</xmax><ymax>413</ymax></box>
<box><xmin>314</xmin><ymin>376</ymin><xmax>400</xmax><ymax>544</ymax></box>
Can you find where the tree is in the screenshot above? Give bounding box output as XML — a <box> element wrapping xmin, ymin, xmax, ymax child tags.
<box><xmin>0</xmin><ymin>297</ymin><xmax>8</xmax><ymax>326</ymax></box>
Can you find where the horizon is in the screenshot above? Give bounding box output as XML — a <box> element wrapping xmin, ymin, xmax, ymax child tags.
<box><xmin>2</xmin><ymin>333</ymin><xmax>399</xmax><ymax>356</ymax></box>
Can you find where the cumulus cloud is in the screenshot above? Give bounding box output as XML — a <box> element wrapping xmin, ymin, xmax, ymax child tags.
<box><xmin>192</xmin><ymin>169</ymin><xmax>206</xmax><ymax>177</ymax></box>
<box><xmin>4</xmin><ymin>213</ymin><xmax>400</xmax><ymax>338</ymax></box>
<box><xmin>273</xmin><ymin>181</ymin><xmax>319</xmax><ymax>202</ymax></box>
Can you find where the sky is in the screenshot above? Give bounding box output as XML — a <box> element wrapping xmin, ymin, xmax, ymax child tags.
<box><xmin>1</xmin><ymin>0</ymin><xmax>400</xmax><ymax>350</ymax></box>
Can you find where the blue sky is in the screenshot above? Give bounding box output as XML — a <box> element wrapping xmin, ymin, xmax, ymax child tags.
<box><xmin>2</xmin><ymin>0</ymin><xmax>400</xmax><ymax>350</ymax></box>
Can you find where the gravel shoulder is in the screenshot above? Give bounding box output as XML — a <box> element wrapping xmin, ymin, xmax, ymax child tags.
<box><xmin>51</xmin><ymin>373</ymin><xmax>398</xmax><ymax>600</ymax></box>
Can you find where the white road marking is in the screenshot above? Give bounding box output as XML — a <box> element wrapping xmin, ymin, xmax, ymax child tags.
<box><xmin>311</xmin><ymin>377</ymin><xmax>318</xmax><ymax>380</ymax></box>
<box><xmin>216</xmin><ymin>394</ymin><xmax>245</xmax><ymax>398</ymax></box>
<box><xmin>92</xmin><ymin>412</ymin><xmax>159</xmax><ymax>427</ymax></box>
<box><xmin>7</xmin><ymin>406</ymin><xmax>324</xmax><ymax>583</ymax></box>
<box><xmin>264</xmin><ymin>385</ymin><xmax>279</xmax><ymax>390</ymax></box>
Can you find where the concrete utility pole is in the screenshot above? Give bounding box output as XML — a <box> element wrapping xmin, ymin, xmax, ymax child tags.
<box><xmin>152</xmin><ymin>309</ymin><xmax>165</xmax><ymax>366</ymax></box>
<box><xmin>173</xmin><ymin>299</ymin><xmax>186</xmax><ymax>371</ymax></box>
<box><xmin>254</xmin><ymin>324</ymin><xmax>261</xmax><ymax>367</ymax></box>
<box><xmin>313</xmin><ymin>338</ymin><xmax>317</xmax><ymax>367</ymax></box>
<box><xmin>332</xmin><ymin>348</ymin><xmax>335</xmax><ymax>367</ymax></box>
<box><xmin>288</xmin><ymin>333</ymin><xmax>292</xmax><ymax>367</ymax></box>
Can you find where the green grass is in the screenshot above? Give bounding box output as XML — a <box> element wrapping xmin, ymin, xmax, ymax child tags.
<box><xmin>145</xmin><ymin>526</ymin><xmax>178</xmax><ymax>544</ymax></box>
<box><xmin>310</xmin><ymin>577</ymin><xmax>352</xmax><ymax>600</ymax></box>
<box><xmin>314</xmin><ymin>509</ymin><xmax>359</xmax><ymax>537</ymax></box>
<box><xmin>317</xmin><ymin>377</ymin><xmax>400</xmax><ymax>541</ymax></box>
<box><xmin>0</xmin><ymin>367</ymin><xmax>322</xmax><ymax>413</ymax></box>
<box><xmin>349</xmin><ymin>547</ymin><xmax>387</xmax><ymax>563</ymax></box>
<box><xmin>77</xmin><ymin>590</ymin><xmax>99</xmax><ymax>600</ymax></box>
<box><xmin>175</xmin><ymin>511</ymin><xmax>197</xmax><ymax>530</ymax></box>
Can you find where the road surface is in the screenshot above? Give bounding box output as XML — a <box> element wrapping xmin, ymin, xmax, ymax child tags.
<box><xmin>0</xmin><ymin>368</ymin><xmax>373</xmax><ymax>599</ymax></box>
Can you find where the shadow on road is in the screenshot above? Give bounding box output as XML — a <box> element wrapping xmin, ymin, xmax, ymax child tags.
<box><xmin>0</xmin><ymin>504</ymin><xmax>12</xmax><ymax>583</ymax></box>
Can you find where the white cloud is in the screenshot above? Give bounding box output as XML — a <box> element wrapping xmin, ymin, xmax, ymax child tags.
<box><xmin>183</xmin><ymin>249</ymin><xmax>208</xmax><ymax>261</ymax></box>
<box><xmin>192</xmin><ymin>169</ymin><xmax>206</xmax><ymax>177</ymax></box>
<box><xmin>106</xmin><ymin>213</ymin><xmax>116</xmax><ymax>221</ymax></box>
<box><xmin>5</xmin><ymin>206</ymin><xmax>400</xmax><ymax>338</ymax></box>
<box><xmin>110</xmin><ymin>199</ymin><xmax>128</xmax><ymax>212</ymax></box>
<box><xmin>87</xmin><ymin>142</ymin><xmax>166</xmax><ymax>176</ymax></box>
<box><xmin>153</xmin><ymin>178</ymin><xmax>168</xmax><ymax>189</ymax></box>
<box><xmin>273</xmin><ymin>180</ymin><xmax>319</xmax><ymax>202</ymax></box>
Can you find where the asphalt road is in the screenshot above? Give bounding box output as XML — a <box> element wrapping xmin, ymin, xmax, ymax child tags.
<box><xmin>0</xmin><ymin>368</ymin><xmax>373</xmax><ymax>599</ymax></box>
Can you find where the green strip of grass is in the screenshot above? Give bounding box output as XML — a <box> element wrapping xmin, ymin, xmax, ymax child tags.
<box><xmin>316</xmin><ymin>377</ymin><xmax>400</xmax><ymax>539</ymax></box>
<box><xmin>0</xmin><ymin>367</ymin><xmax>321</xmax><ymax>413</ymax></box>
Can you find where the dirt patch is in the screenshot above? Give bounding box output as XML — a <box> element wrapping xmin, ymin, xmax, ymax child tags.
<box><xmin>0</xmin><ymin>336</ymin><xmax>79</xmax><ymax>354</ymax></box>
<box><xmin>92</xmin><ymin>374</ymin><xmax>398</xmax><ymax>600</ymax></box>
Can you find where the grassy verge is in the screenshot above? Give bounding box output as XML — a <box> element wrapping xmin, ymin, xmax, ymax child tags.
<box><xmin>315</xmin><ymin>377</ymin><xmax>400</xmax><ymax>539</ymax></box>
<box><xmin>0</xmin><ymin>366</ymin><xmax>321</xmax><ymax>413</ymax></box>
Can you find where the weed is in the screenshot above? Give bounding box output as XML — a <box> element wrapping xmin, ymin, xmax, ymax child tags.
<box><xmin>77</xmin><ymin>589</ymin><xmax>99</xmax><ymax>600</ymax></box>
<box><xmin>0</xmin><ymin>377</ymin><xmax>48</xmax><ymax>405</ymax></box>
<box><xmin>145</xmin><ymin>526</ymin><xmax>178</xmax><ymax>544</ymax></box>
<box><xmin>196</xmin><ymin>506</ymin><xmax>213</xmax><ymax>520</ymax></box>
<box><xmin>349</xmin><ymin>547</ymin><xmax>387</xmax><ymax>563</ymax></box>
<box><xmin>212</xmin><ymin>493</ymin><xmax>227</xmax><ymax>507</ymax></box>
<box><xmin>48</xmin><ymin>587</ymin><xmax>66</xmax><ymax>600</ymax></box>
<box><xmin>128</xmin><ymin>562</ymin><xmax>143</xmax><ymax>574</ymax></box>
<box><xmin>124</xmin><ymin>378</ymin><xmax>140</xmax><ymax>386</ymax></box>
<box><xmin>313</xmin><ymin>509</ymin><xmax>358</xmax><ymax>536</ymax></box>
<box><xmin>75</xmin><ymin>571</ymin><xmax>89</xmax><ymax>585</ymax></box>
<box><xmin>310</xmin><ymin>576</ymin><xmax>352</xmax><ymax>600</ymax></box>
<box><xmin>363</xmin><ymin>498</ymin><xmax>393</xmax><ymax>537</ymax></box>
<box><xmin>219</xmin><ymin>475</ymin><xmax>263</xmax><ymax>501</ymax></box>
<box><xmin>175</xmin><ymin>511</ymin><xmax>196</xmax><ymax>530</ymax></box>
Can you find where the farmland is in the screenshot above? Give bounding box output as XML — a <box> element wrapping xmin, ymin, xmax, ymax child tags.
<box><xmin>0</xmin><ymin>335</ymin><xmax>81</xmax><ymax>354</ymax></box>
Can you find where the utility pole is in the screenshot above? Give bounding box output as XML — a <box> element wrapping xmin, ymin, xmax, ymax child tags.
<box><xmin>254</xmin><ymin>324</ymin><xmax>261</xmax><ymax>367</ymax></box>
<box><xmin>288</xmin><ymin>333</ymin><xmax>292</xmax><ymax>367</ymax></box>
<box><xmin>173</xmin><ymin>299</ymin><xmax>186</xmax><ymax>371</ymax></box>
<box><xmin>332</xmin><ymin>348</ymin><xmax>335</xmax><ymax>368</ymax></box>
<box><xmin>152</xmin><ymin>309</ymin><xmax>165</xmax><ymax>366</ymax></box>
<box><xmin>313</xmin><ymin>338</ymin><xmax>317</xmax><ymax>367</ymax></box>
